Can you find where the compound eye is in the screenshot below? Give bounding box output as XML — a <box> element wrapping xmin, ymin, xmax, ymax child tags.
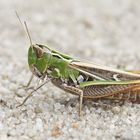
<box><xmin>33</xmin><ymin>45</ymin><xmax>44</xmax><ymax>58</ymax></box>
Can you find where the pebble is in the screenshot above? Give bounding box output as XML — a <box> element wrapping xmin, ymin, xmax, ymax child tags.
<box><xmin>0</xmin><ymin>86</ymin><xmax>11</xmax><ymax>95</ymax></box>
<box><xmin>112</xmin><ymin>106</ymin><xmax>121</xmax><ymax>114</ymax></box>
<box><xmin>35</xmin><ymin>118</ymin><xmax>43</xmax><ymax>132</ymax></box>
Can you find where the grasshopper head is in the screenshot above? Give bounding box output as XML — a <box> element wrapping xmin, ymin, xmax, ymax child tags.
<box><xmin>17</xmin><ymin>19</ymin><xmax>60</xmax><ymax>79</ymax></box>
<box><xmin>28</xmin><ymin>44</ymin><xmax>50</xmax><ymax>79</ymax></box>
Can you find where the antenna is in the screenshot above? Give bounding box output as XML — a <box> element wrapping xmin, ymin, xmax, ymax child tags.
<box><xmin>15</xmin><ymin>11</ymin><xmax>33</xmax><ymax>47</ymax></box>
<box><xmin>24</xmin><ymin>21</ymin><xmax>33</xmax><ymax>46</ymax></box>
<box><xmin>15</xmin><ymin>11</ymin><xmax>23</xmax><ymax>26</ymax></box>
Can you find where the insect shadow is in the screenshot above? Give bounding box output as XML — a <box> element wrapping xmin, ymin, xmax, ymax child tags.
<box><xmin>57</xmin><ymin>96</ymin><xmax>129</xmax><ymax>112</ymax></box>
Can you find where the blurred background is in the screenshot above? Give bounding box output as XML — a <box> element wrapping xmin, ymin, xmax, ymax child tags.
<box><xmin>0</xmin><ymin>0</ymin><xmax>140</xmax><ymax>140</ymax></box>
<box><xmin>1</xmin><ymin>0</ymin><xmax>140</xmax><ymax>68</ymax></box>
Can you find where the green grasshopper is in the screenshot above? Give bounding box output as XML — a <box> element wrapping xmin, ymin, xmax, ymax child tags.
<box><xmin>18</xmin><ymin>22</ymin><xmax>140</xmax><ymax>116</ymax></box>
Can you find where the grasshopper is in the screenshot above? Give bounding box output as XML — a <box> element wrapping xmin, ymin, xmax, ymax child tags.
<box><xmin>17</xmin><ymin>21</ymin><xmax>140</xmax><ymax>116</ymax></box>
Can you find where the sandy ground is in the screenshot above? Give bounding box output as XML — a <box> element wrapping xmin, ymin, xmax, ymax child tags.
<box><xmin>0</xmin><ymin>0</ymin><xmax>140</xmax><ymax>140</ymax></box>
